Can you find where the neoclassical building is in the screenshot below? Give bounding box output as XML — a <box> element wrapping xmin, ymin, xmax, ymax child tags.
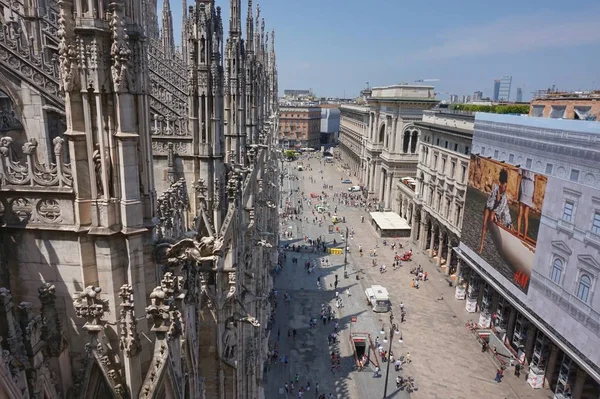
<box><xmin>338</xmin><ymin>104</ymin><xmax>369</xmax><ymax>179</ymax></box>
<box><xmin>0</xmin><ymin>0</ymin><xmax>280</xmax><ymax>398</ymax></box>
<box><xmin>364</xmin><ymin>85</ymin><xmax>437</xmax><ymax>210</ymax></box>
<box><xmin>410</xmin><ymin>110</ymin><xmax>474</xmax><ymax>274</ymax></box>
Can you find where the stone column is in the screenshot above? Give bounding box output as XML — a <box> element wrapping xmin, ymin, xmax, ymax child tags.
<box><xmin>436</xmin><ymin>231</ymin><xmax>444</xmax><ymax>266</ymax></box>
<box><xmin>445</xmin><ymin>239</ymin><xmax>453</xmax><ymax>275</ymax></box>
<box><xmin>419</xmin><ymin>220</ymin><xmax>427</xmax><ymax>250</ymax></box>
<box><xmin>379</xmin><ymin>170</ymin><xmax>386</xmax><ymax>203</ymax></box>
<box><xmin>571</xmin><ymin>368</ymin><xmax>588</xmax><ymax>399</ymax></box>
<box><xmin>411</xmin><ymin>211</ymin><xmax>419</xmax><ymax>241</ymax></box>
<box><xmin>544</xmin><ymin>344</ymin><xmax>560</xmax><ymax>388</ymax></box>
<box><xmin>385</xmin><ymin>173</ymin><xmax>393</xmax><ymax>209</ymax></box>
<box><xmin>506</xmin><ymin>308</ymin><xmax>518</xmax><ymax>343</ymax></box>
<box><xmin>525</xmin><ymin>325</ymin><xmax>537</xmax><ymax>364</ymax></box>
<box><xmin>429</xmin><ymin>228</ymin><xmax>436</xmax><ymax>255</ymax></box>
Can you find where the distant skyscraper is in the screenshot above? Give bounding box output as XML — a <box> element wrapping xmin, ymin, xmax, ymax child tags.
<box><xmin>473</xmin><ymin>91</ymin><xmax>483</xmax><ymax>101</ymax></box>
<box><xmin>493</xmin><ymin>80</ymin><xmax>501</xmax><ymax>101</ymax></box>
<box><xmin>516</xmin><ymin>87</ymin><xmax>523</xmax><ymax>102</ymax></box>
<box><xmin>466</xmin><ymin>95</ymin><xmax>471</xmax><ymax>103</ymax></box>
<box><xmin>461</xmin><ymin>95</ymin><xmax>468</xmax><ymax>103</ymax></box>
<box><xmin>450</xmin><ymin>94</ymin><xmax>458</xmax><ymax>103</ymax></box>
<box><xmin>498</xmin><ymin>75</ymin><xmax>512</xmax><ymax>101</ymax></box>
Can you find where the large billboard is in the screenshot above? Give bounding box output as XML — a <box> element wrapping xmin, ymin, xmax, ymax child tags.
<box><xmin>461</xmin><ymin>154</ymin><xmax>548</xmax><ymax>293</ymax></box>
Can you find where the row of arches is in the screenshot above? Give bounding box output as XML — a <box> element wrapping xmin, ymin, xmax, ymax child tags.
<box><xmin>377</xmin><ymin>123</ymin><xmax>419</xmax><ymax>154</ymax></box>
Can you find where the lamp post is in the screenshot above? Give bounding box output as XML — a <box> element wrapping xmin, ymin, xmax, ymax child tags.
<box><xmin>382</xmin><ymin>312</ymin><xmax>400</xmax><ymax>399</ymax></box>
<box><xmin>343</xmin><ymin>226</ymin><xmax>349</xmax><ymax>278</ymax></box>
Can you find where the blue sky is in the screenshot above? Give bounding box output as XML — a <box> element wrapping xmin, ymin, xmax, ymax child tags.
<box><xmin>162</xmin><ymin>0</ymin><xmax>600</xmax><ymax>101</ymax></box>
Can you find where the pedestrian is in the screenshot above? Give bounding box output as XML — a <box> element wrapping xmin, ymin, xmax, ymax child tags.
<box><xmin>514</xmin><ymin>363</ymin><xmax>521</xmax><ymax>378</ymax></box>
<box><xmin>315</xmin><ymin>382</ymin><xmax>319</xmax><ymax>395</ymax></box>
<box><xmin>277</xmin><ymin>328</ymin><xmax>280</xmax><ymax>341</ymax></box>
<box><xmin>400</xmin><ymin>302</ymin><xmax>404</xmax><ymax>311</ymax></box>
<box><xmin>374</xmin><ymin>366</ymin><xmax>380</xmax><ymax>377</ymax></box>
<box><xmin>293</xmin><ymin>329</ymin><xmax>297</xmax><ymax>340</ymax></box>
<box><xmin>294</xmin><ymin>373</ymin><xmax>300</xmax><ymax>384</ymax></box>
<box><xmin>401</xmin><ymin>311</ymin><xmax>405</xmax><ymax>323</ymax></box>
<box><xmin>306</xmin><ymin>382</ymin><xmax>310</xmax><ymax>392</ymax></box>
<box><xmin>494</xmin><ymin>368</ymin><xmax>503</xmax><ymax>383</ymax></box>
<box><xmin>285</xmin><ymin>383</ymin><xmax>289</xmax><ymax>393</ymax></box>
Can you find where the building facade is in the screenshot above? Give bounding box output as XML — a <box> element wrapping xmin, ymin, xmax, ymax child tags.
<box><xmin>320</xmin><ymin>106</ymin><xmax>340</xmax><ymax>145</ymax></box>
<box><xmin>364</xmin><ymin>85</ymin><xmax>438</xmax><ymax>211</ymax></box>
<box><xmin>411</xmin><ymin>110</ymin><xmax>474</xmax><ymax>275</ymax></box>
<box><xmin>530</xmin><ymin>92</ymin><xmax>600</xmax><ymax>121</ymax></box>
<box><xmin>0</xmin><ymin>0</ymin><xmax>280</xmax><ymax>398</ymax></box>
<box><xmin>456</xmin><ymin>114</ymin><xmax>600</xmax><ymax>398</ymax></box>
<box><xmin>278</xmin><ymin>106</ymin><xmax>321</xmax><ymax>148</ymax></box>
<box><xmin>338</xmin><ymin>104</ymin><xmax>369</xmax><ymax>179</ymax></box>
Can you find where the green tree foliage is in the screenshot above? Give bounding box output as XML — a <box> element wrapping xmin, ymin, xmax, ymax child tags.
<box><xmin>283</xmin><ymin>150</ymin><xmax>297</xmax><ymax>160</ymax></box>
<box><xmin>451</xmin><ymin>104</ymin><xmax>530</xmax><ymax>114</ymax></box>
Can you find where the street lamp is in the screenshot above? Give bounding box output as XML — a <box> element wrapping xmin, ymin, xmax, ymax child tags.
<box><xmin>343</xmin><ymin>226</ymin><xmax>349</xmax><ymax>278</ymax></box>
<box><xmin>383</xmin><ymin>312</ymin><xmax>399</xmax><ymax>399</ymax></box>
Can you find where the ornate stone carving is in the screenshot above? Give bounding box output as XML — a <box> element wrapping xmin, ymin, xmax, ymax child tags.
<box><xmin>221</xmin><ymin>319</ymin><xmax>237</xmax><ymax>359</ymax></box>
<box><xmin>118</xmin><ymin>284</ymin><xmax>141</xmax><ymax>357</ymax></box>
<box><xmin>38</xmin><ymin>283</ymin><xmax>64</xmax><ymax>356</ymax></box>
<box><xmin>145</xmin><ymin>287</ymin><xmax>172</xmax><ymax>333</ymax></box>
<box><xmin>73</xmin><ymin>286</ymin><xmax>109</xmax><ymax>333</ymax></box>
<box><xmin>0</xmin><ymin>136</ymin><xmax>73</xmax><ymax>188</ymax></box>
<box><xmin>155</xmin><ymin>178</ymin><xmax>189</xmax><ymax>240</ymax></box>
<box><xmin>109</xmin><ymin>1</ymin><xmax>131</xmax><ymax>92</ymax></box>
<box><xmin>158</xmin><ymin>235</ymin><xmax>223</xmax><ymax>265</ymax></box>
<box><xmin>57</xmin><ymin>0</ymin><xmax>78</xmax><ymax>91</ymax></box>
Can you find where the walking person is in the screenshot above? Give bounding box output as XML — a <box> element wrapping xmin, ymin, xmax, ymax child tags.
<box><xmin>514</xmin><ymin>363</ymin><xmax>521</xmax><ymax>378</ymax></box>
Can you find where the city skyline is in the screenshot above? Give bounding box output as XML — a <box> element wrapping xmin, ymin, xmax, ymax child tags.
<box><xmin>161</xmin><ymin>0</ymin><xmax>600</xmax><ymax>101</ymax></box>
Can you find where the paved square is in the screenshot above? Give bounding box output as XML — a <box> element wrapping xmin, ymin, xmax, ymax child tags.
<box><xmin>265</xmin><ymin>156</ymin><xmax>553</xmax><ymax>399</ymax></box>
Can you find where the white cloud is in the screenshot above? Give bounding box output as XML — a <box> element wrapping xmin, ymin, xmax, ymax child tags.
<box><xmin>411</xmin><ymin>10</ymin><xmax>600</xmax><ymax>61</ymax></box>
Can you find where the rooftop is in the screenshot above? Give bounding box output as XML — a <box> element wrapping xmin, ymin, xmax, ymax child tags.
<box><xmin>369</xmin><ymin>84</ymin><xmax>437</xmax><ymax>102</ymax></box>
<box><xmin>475</xmin><ymin>113</ymin><xmax>600</xmax><ymax>135</ymax></box>
<box><xmin>533</xmin><ymin>91</ymin><xmax>600</xmax><ymax>101</ymax></box>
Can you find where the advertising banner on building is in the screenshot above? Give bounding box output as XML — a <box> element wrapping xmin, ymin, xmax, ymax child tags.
<box><xmin>460</xmin><ymin>154</ymin><xmax>548</xmax><ymax>293</ymax></box>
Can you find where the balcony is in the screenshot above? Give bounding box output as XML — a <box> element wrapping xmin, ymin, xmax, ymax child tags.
<box><xmin>556</xmin><ymin>218</ymin><xmax>575</xmax><ymax>236</ymax></box>
<box><xmin>583</xmin><ymin>230</ymin><xmax>600</xmax><ymax>250</ymax></box>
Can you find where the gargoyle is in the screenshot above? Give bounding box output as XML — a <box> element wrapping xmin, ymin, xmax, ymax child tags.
<box><xmin>157</xmin><ymin>236</ymin><xmax>224</xmax><ymax>265</ymax></box>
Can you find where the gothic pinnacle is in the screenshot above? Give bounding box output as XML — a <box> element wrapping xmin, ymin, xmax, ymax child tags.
<box><xmin>229</xmin><ymin>0</ymin><xmax>241</xmax><ymax>35</ymax></box>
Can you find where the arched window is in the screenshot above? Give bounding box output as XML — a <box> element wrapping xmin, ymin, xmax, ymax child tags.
<box><xmin>403</xmin><ymin>131</ymin><xmax>410</xmax><ymax>153</ymax></box>
<box><xmin>550</xmin><ymin>258</ymin><xmax>562</xmax><ymax>284</ymax></box>
<box><xmin>379</xmin><ymin>124</ymin><xmax>385</xmax><ymax>143</ymax></box>
<box><xmin>410</xmin><ymin>130</ymin><xmax>419</xmax><ymax>153</ymax></box>
<box><xmin>576</xmin><ymin>274</ymin><xmax>591</xmax><ymax>302</ymax></box>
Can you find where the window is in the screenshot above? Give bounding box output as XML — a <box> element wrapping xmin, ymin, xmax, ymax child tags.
<box><xmin>444</xmin><ymin>140</ymin><xmax>448</xmax><ymax>149</ymax></box>
<box><xmin>576</xmin><ymin>274</ymin><xmax>592</xmax><ymax>302</ymax></box>
<box><xmin>562</xmin><ymin>201</ymin><xmax>574</xmax><ymax>222</ymax></box>
<box><xmin>436</xmin><ymin>138</ymin><xmax>440</xmax><ymax>146</ymax></box>
<box><xmin>550</xmin><ymin>106</ymin><xmax>566</xmax><ymax>119</ymax></box>
<box><xmin>546</xmin><ymin>163</ymin><xmax>553</xmax><ymax>175</ymax></box>
<box><xmin>592</xmin><ymin>212</ymin><xmax>600</xmax><ymax>234</ymax></box>
<box><xmin>508</xmin><ymin>154</ymin><xmax>515</xmax><ymax>163</ymax></box>
<box><xmin>461</xmin><ymin>165</ymin><xmax>467</xmax><ymax>182</ymax></box>
<box><xmin>481</xmin><ymin>146</ymin><xmax>486</xmax><ymax>156</ymax></box>
<box><xmin>450</xmin><ymin>162</ymin><xmax>456</xmax><ymax>179</ymax></box>
<box><xmin>437</xmin><ymin>193</ymin><xmax>442</xmax><ymax>211</ymax></box>
<box><xmin>456</xmin><ymin>205</ymin><xmax>462</xmax><ymax>225</ymax></box>
<box><xmin>494</xmin><ymin>150</ymin><xmax>499</xmax><ymax>159</ymax></box>
<box><xmin>446</xmin><ymin>199</ymin><xmax>451</xmax><ymax>218</ymax></box>
<box><xmin>570</xmin><ymin>169</ymin><xmax>580</xmax><ymax>182</ymax></box>
<box><xmin>526</xmin><ymin>158</ymin><xmax>532</xmax><ymax>169</ymax></box>
<box><xmin>465</xmin><ymin>146</ymin><xmax>470</xmax><ymax>155</ymax></box>
<box><xmin>441</xmin><ymin>158</ymin><xmax>446</xmax><ymax>173</ymax></box>
<box><xmin>551</xmin><ymin>259</ymin><xmax>562</xmax><ymax>284</ymax></box>
<box><xmin>432</xmin><ymin>155</ymin><xmax>438</xmax><ymax>169</ymax></box>
<box><xmin>454</xmin><ymin>143</ymin><xmax>458</xmax><ymax>152</ymax></box>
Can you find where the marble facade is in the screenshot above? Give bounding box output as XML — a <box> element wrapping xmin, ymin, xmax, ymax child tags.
<box><xmin>0</xmin><ymin>0</ymin><xmax>279</xmax><ymax>398</ymax></box>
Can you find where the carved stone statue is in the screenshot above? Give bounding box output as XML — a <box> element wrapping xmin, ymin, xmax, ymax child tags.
<box><xmin>158</xmin><ymin>235</ymin><xmax>224</xmax><ymax>265</ymax></box>
<box><xmin>222</xmin><ymin>320</ymin><xmax>237</xmax><ymax>359</ymax></box>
